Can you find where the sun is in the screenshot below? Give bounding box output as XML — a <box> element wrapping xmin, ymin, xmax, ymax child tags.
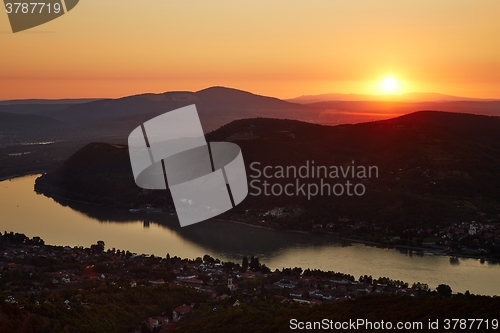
<box><xmin>381</xmin><ymin>77</ymin><xmax>398</xmax><ymax>93</ymax></box>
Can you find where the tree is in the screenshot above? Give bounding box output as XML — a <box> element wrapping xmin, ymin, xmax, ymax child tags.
<box><xmin>359</xmin><ymin>275</ymin><xmax>372</xmax><ymax>284</ymax></box>
<box><xmin>242</xmin><ymin>256</ymin><xmax>249</xmax><ymax>270</ymax></box>
<box><xmin>203</xmin><ymin>254</ymin><xmax>214</xmax><ymax>264</ymax></box>
<box><xmin>412</xmin><ymin>282</ymin><xmax>429</xmax><ymax>291</ymax></box>
<box><xmin>249</xmin><ymin>256</ymin><xmax>260</xmax><ymax>270</ymax></box>
<box><xmin>216</xmin><ymin>283</ymin><xmax>230</xmax><ymax>296</ymax></box>
<box><xmin>436</xmin><ymin>284</ymin><xmax>452</xmax><ymax>297</ymax></box>
<box><xmin>91</xmin><ymin>241</ymin><xmax>105</xmax><ymax>254</ymax></box>
<box><xmin>32</xmin><ymin>236</ymin><xmax>44</xmax><ymax>245</ymax></box>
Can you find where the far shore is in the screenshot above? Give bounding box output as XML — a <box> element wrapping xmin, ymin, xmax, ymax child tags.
<box><xmin>215</xmin><ymin>218</ymin><xmax>496</xmax><ymax>262</ymax></box>
<box><xmin>0</xmin><ymin>170</ymin><xmax>47</xmax><ymax>182</ymax></box>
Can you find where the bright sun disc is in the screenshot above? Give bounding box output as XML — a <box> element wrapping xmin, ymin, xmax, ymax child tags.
<box><xmin>381</xmin><ymin>77</ymin><xmax>398</xmax><ymax>92</ymax></box>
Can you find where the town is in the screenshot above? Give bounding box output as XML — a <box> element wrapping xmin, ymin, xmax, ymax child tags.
<box><xmin>230</xmin><ymin>206</ymin><xmax>500</xmax><ymax>260</ymax></box>
<box><xmin>0</xmin><ymin>232</ymin><xmax>468</xmax><ymax>332</ymax></box>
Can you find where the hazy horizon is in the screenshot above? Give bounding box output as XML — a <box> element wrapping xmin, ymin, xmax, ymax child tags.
<box><xmin>1</xmin><ymin>86</ymin><xmax>500</xmax><ymax>103</ymax></box>
<box><xmin>2</xmin><ymin>1</ymin><xmax>500</xmax><ymax>100</ymax></box>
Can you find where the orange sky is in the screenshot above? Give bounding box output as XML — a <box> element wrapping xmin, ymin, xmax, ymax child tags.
<box><xmin>1</xmin><ymin>1</ymin><xmax>500</xmax><ymax>100</ymax></box>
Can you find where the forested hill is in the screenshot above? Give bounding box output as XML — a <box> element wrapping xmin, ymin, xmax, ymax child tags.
<box><xmin>36</xmin><ymin>111</ymin><xmax>500</xmax><ymax>232</ymax></box>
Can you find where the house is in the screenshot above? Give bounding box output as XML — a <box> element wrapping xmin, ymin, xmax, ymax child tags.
<box><xmin>469</xmin><ymin>223</ymin><xmax>479</xmax><ymax>235</ymax></box>
<box><xmin>149</xmin><ymin>279</ymin><xmax>166</xmax><ymax>285</ymax></box>
<box><xmin>184</xmin><ymin>278</ymin><xmax>203</xmax><ymax>285</ymax></box>
<box><xmin>292</xmin><ymin>298</ymin><xmax>312</xmax><ymax>305</ymax></box>
<box><xmin>173</xmin><ymin>303</ymin><xmax>195</xmax><ymax>322</ymax></box>
<box><xmin>311</xmin><ymin>299</ymin><xmax>322</xmax><ymax>305</ymax></box>
<box><xmin>273</xmin><ymin>281</ymin><xmax>296</xmax><ymax>289</ymax></box>
<box><xmin>242</xmin><ymin>272</ymin><xmax>256</xmax><ymax>279</ymax></box>
<box><xmin>228</xmin><ymin>278</ymin><xmax>236</xmax><ymax>291</ymax></box>
<box><xmin>263</xmin><ymin>207</ymin><xmax>285</xmax><ymax>217</ymax></box>
<box><xmin>145</xmin><ymin>318</ymin><xmax>159</xmax><ymax>331</ymax></box>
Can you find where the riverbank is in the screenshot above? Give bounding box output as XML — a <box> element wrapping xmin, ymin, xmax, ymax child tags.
<box><xmin>216</xmin><ymin>218</ymin><xmax>497</xmax><ymax>262</ymax></box>
<box><xmin>0</xmin><ymin>170</ymin><xmax>48</xmax><ymax>182</ymax></box>
<box><xmin>3</xmin><ymin>174</ymin><xmax>500</xmax><ymax>296</ymax></box>
<box><xmin>2</xmin><ymin>232</ymin><xmax>499</xmax><ymax>333</ymax></box>
<box><xmin>14</xmin><ymin>173</ymin><xmax>498</xmax><ymax>263</ymax></box>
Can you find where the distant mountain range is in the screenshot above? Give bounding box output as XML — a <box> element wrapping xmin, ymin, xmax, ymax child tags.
<box><xmin>36</xmin><ymin>111</ymin><xmax>500</xmax><ymax>231</ymax></box>
<box><xmin>0</xmin><ymin>98</ymin><xmax>101</xmax><ymax>106</ymax></box>
<box><xmin>287</xmin><ymin>92</ymin><xmax>500</xmax><ymax>104</ymax></box>
<box><xmin>0</xmin><ymin>87</ymin><xmax>319</xmax><ymax>136</ymax></box>
<box><xmin>0</xmin><ymin>112</ymin><xmax>64</xmax><ymax>133</ymax></box>
<box><xmin>2</xmin><ymin>86</ymin><xmax>500</xmax><ymax>141</ymax></box>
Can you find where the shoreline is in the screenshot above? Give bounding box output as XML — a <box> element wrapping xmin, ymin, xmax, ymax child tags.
<box><xmin>215</xmin><ymin>218</ymin><xmax>496</xmax><ymax>262</ymax></box>
<box><xmin>6</xmin><ymin>173</ymin><xmax>497</xmax><ymax>263</ymax></box>
<box><xmin>0</xmin><ymin>170</ymin><xmax>48</xmax><ymax>182</ymax></box>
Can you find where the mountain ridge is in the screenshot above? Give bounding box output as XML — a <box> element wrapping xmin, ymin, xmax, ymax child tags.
<box><xmin>0</xmin><ymin>98</ymin><xmax>102</xmax><ymax>105</ymax></box>
<box><xmin>287</xmin><ymin>92</ymin><xmax>500</xmax><ymax>104</ymax></box>
<box><xmin>42</xmin><ymin>86</ymin><xmax>319</xmax><ymax>132</ymax></box>
<box><xmin>0</xmin><ymin>112</ymin><xmax>65</xmax><ymax>132</ymax></box>
<box><xmin>3</xmin><ymin>86</ymin><xmax>500</xmax><ymax>140</ymax></box>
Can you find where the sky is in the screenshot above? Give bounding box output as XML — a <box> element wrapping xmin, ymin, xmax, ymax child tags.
<box><xmin>1</xmin><ymin>0</ymin><xmax>500</xmax><ymax>100</ymax></box>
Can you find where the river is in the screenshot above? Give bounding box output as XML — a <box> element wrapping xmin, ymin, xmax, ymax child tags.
<box><xmin>1</xmin><ymin>175</ymin><xmax>499</xmax><ymax>295</ymax></box>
